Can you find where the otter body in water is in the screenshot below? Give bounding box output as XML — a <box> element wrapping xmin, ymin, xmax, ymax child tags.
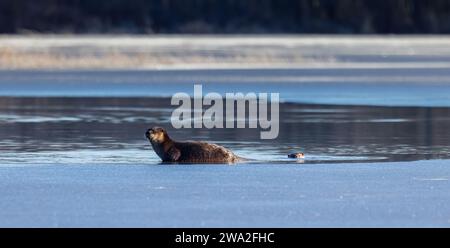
<box><xmin>145</xmin><ymin>127</ymin><xmax>241</xmax><ymax>163</ymax></box>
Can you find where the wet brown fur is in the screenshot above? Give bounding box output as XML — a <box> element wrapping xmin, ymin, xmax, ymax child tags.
<box><xmin>146</xmin><ymin>127</ymin><xmax>240</xmax><ymax>164</ymax></box>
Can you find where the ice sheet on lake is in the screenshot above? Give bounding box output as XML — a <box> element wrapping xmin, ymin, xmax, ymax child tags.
<box><xmin>0</xmin><ymin>159</ymin><xmax>449</xmax><ymax>227</ymax></box>
<box><xmin>1</xmin><ymin>69</ymin><xmax>450</xmax><ymax>107</ymax></box>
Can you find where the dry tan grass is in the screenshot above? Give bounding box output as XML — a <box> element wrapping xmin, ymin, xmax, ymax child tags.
<box><xmin>3</xmin><ymin>35</ymin><xmax>449</xmax><ymax>70</ymax></box>
<box><xmin>0</xmin><ymin>35</ymin><xmax>315</xmax><ymax>69</ymax></box>
<box><xmin>0</xmin><ymin>46</ymin><xmax>306</xmax><ymax>70</ymax></box>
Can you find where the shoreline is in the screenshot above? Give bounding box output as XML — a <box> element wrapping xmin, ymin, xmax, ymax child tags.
<box><xmin>2</xmin><ymin>35</ymin><xmax>450</xmax><ymax>70</ymax></box>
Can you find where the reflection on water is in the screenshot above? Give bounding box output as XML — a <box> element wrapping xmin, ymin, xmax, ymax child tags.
<box><xmin>0</xmin><ymin>97</ymin><xmax>449</xmax><ymax>164</ymax></box>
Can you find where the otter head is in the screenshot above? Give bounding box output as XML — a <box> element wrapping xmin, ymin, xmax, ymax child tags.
<box><xmin>146</xmin><ymin>127</ymin><xmax>179</xmax><ymax>162</ymax></box>
<box><xmin>145</xmin><ymin>126</ymin><xmax>170</xmax><ymax>144</ymax></box>
<box><xmin>288</xmin><ymin>152</ymin><xmax>305</xmax><ymax>159</ymax></box>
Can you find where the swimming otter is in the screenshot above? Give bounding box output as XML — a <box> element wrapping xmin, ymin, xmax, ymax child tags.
<box><xmin>145</xmin><ymin>127</ymin><xmax>241</xmax><ymax>163</ymax></box>
<box><xmin>288</xmin><ymin>152</ymin><xmax>305</xmax><ymax>159</ymax></box>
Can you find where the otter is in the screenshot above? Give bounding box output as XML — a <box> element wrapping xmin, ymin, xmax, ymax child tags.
<box><xmin>288</xmin><ymin>152</ymin><xmax>305</xmax><ymax>159</ymax></box>
<box><xmin>145</xmin><ymin>127</ymin><xmax>241</xmax><ymax>163</ymax></box>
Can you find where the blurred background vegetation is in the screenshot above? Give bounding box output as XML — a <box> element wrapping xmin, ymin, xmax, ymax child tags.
<box><xmin>0</xmin><ymin>0</ymin><xmax>449</xmax><ymax>34</ymax></box>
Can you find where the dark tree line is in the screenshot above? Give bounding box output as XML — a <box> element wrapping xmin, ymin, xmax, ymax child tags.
<box><xmin>1</xmin><ymin>0</ymin><xmax>450</xmax><ymax>34</ymax></box>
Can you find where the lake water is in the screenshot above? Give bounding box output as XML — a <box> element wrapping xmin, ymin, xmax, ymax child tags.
<box><xmin>1</xmin><ymin>96</ymin><xmax>450</xmax><ymax>165</ymax></box>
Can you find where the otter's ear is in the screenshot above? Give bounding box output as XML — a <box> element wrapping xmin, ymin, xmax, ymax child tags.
<box><xmin>167</xmin><ymin>146</ymin><xmax>181</xmax><ymax>161</ymax></box>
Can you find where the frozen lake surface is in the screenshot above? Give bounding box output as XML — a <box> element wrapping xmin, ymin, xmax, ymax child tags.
<box><xmin>1</xmin><ymin>69</ymin><xmax>450</xmax><ymax>107</ymax></box>
<box><xmin>1</xmin><ymin>36</ymin><xmax>450</xmax><ymax>227</ymax></box>
<box><xmin>1</xmin><ymin>160</ymin><xmax>449</xmax><ymax>227</ymax></box>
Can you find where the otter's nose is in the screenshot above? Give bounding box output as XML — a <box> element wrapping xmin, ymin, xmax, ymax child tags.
<box><xmin>145</xmin><ymin>129</ymin><xmax>153</xmax><ymax>138</ymax></box>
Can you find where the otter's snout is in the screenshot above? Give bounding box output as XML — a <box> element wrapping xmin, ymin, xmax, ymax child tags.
<box><xmin>145</xmin><ymin>126</ymin><xmax>167</xmax><ymax>142</ymax></box>
<box><xmin>145</xmin><ymin>128</ymin><xmax>153</xmax><ymax>139</ymax></box>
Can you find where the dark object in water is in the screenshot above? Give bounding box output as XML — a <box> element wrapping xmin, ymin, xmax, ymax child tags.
<box><xmin>288</xmin><ymin>152</ymin><xmax>305</xmax><ymax>159</ymax></box>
